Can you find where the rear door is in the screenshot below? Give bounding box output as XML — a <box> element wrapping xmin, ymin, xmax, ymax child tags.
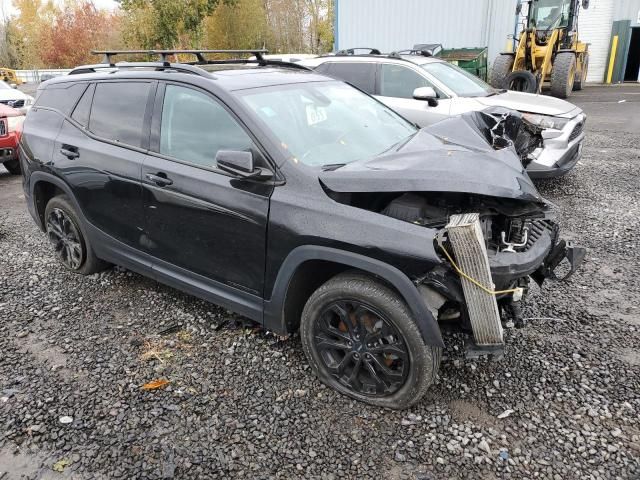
<box><xmin>141</xmin><ymin>82</ymin><xmax>273</xmax><ymax>297</ymax></box>
<box><xmin>375</xmin><ymin>63</ymin><xmax>452</xmax><ymax>126</ymax></box>
<box><xmin>52</xmin><ymin>80</ymin><xmax>154</xmax><ymax>249</ymax></box>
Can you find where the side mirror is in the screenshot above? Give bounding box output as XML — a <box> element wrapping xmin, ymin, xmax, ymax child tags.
<box><xmin>516</xmin><ymin>3</ymin><xmax>522</xmax><ymax>15</ymax></box>
<box><xmin>216</xmin><ymin>150</ymin><xmax>272</xmax><ymax>180</ymax></box>
<box><xmin>413</xmin><ymin>86</ymin><xmax>439</xmax><ymax>107</ymax></box>
<box><xmin>582</xmin><ymin>0</ymin><xmax>589</xmax><ymax>8</ymax></box>
<box><xmin>10</xmin><ymin>83</ymin><xmax>17</xmax><ymax>89</ymax></box>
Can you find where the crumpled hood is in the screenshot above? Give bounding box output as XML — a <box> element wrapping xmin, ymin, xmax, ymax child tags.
<box><xmin>475</xmin><ymin>90</ymin><xmax>581</xmax><ymax>118</ymax></box>
<box><xmin>320</xmin><ymin>115</ymin><xmax>544</xmax><ymax>204</ymax></box>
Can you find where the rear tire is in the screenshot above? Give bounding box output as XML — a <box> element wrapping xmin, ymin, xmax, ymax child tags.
<box><xmin>504</xmin><ymin>70</ymin><xmax>538</xmax><ymax>93</ymax></box>
<box><xmin>489</xmin><ymin>54</ymin><xmax>515</xmax><ymax>89</ymax></box>
<box><xmin>550</xmin><ymin>52</ymin><xmax>576</xmax><ymax>98</ymax></box>
<box><xmin>44</xmin><ymin>195</ymin><xmax>109</xmax><ymax>275</ymax></box>
<box><xmin>3</xmin><ymin>159</ymin><xmax>21</xmax><ymax>175</ymax></box>
<box><xmin>300</xmin><ymin>271</ymin><xmax>442</xmax><ymax>409</ymax></box>
<box><xmin>573</xmin><ymin>53</ymin><xmax>588</xmax><ymax>91</ymax></box>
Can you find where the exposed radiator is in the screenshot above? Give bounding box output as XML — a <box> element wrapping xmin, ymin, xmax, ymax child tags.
<box><xmin>446</xmin><ymin>213</ymin><xmax>504</xmax><ymax>347</ymax></box>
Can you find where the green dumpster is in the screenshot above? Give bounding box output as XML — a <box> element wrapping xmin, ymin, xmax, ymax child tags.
<box><xmin>438</xmin><ymin>47</ymin><xmax>488</xmax><ymax>81</ymax></box>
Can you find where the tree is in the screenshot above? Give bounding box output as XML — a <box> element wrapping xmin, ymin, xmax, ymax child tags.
<box><xmin>9</xmin><ymin>0</ymin><xmax>56</xmax><ymax>68</ymax></box>
<box><xmin>40</xmin><ymin>2</ymin><xmax>123</xmax><ymax>68</ymax></box>
<box><xmin>120</xmin><ymin>0</ymin><xmax>230</xmax><ymax>49</ymax></box>
<box><xmin>204</xmin><ymin>0</ymin><xmax>268</xmax><ymax>50</ymax></box>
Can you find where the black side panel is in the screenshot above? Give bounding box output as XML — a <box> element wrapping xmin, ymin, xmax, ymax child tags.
<box><xmin>20</xmin><ymin>109</ymin><xmax>65</xmax><ymax>166</ymax></box>
<box><xmin>264</xmin><ymin>246</ymin><xmax>445</xmax><ymax>348</ymax></box>
<box><xmin>52</xmin><ymin>120</ymin><xmax>147</xmax><ymax>249</ymax></box>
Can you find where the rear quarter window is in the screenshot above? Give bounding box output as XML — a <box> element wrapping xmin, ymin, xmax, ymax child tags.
<box><xmin>34</xmin><ymin>83</ymin><xmax>88</xmax><ymax>116</ymax></box>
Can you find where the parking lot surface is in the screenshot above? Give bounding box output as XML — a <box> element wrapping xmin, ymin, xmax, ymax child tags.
<box><xmin>0</xmin><ymin>85</ymin><xmax>638</xmax><ymax>479</ymax></box>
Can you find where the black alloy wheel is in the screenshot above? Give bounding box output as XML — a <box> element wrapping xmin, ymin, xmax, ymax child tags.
<box><xmin>312</xmin><ymin>299</ymin><xmax>410</xmax><ymax>396</ymax></box>
<box><xmin>46</xmin><ymin>207</ymin><xmax>84</xmax><ymax>270</ymax></box>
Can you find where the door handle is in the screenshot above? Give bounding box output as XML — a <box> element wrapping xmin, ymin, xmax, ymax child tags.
<box><xmin>145</xmin><ymin>172</ymin><xmax>173</xmax><ymax>187</ymax></box>
<box><xmin>60</xmin><ymin>145</ymin><xmax>79</xmax><ymax>159</ymax></box>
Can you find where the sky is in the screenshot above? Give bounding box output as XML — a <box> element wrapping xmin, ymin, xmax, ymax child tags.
<box><xmin>1</xmin><ymin>0</ymin><xmax>119</xmax><ymax>18</ymax></box>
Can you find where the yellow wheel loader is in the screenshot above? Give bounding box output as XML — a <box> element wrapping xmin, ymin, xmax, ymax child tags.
<box><xmin>489</xmin><ymin>0</ymin><xmax>589</xmax><ymax>98</ymax></box>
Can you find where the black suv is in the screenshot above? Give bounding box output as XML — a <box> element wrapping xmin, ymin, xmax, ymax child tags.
<box><xmin>19</xmin><ymin>50</ymin><xmax>584</xmax><ymax>409</ymax></box>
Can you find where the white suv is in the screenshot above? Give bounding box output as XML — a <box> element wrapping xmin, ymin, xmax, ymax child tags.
<box><xmin>302</xmin><ymin>52</ymin><xmax>586</xmax><ymax>178</ymax></box>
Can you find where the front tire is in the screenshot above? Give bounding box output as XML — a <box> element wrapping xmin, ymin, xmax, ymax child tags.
<box><xmin>300</xmin><ymin>272</ymin><xmax>441</xmax><ymax>409</ymax></box>
<box><xmin>44</xmin><ymin>195</ymin><xmax>109</xmax><ymax>275</ymax></box>
<box><xmin>3</xmin><ymin>159</ymin><xmax>21</xmax><ymax>175</ymax></box>
<box><xmin>551</xmin><ymin>52</ymin><xmax>576</xmax><ymax>98</ymax></box>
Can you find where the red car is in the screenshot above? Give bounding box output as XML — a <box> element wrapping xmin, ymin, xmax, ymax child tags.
<box><xmin>0</xmin><ymin>103</ymin><xmax>24</xmax><ymax>174</ymax></box>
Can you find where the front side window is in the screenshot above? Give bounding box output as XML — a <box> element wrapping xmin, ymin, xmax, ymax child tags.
<box><xmin>89</xmin><ymin>82</ymin><xmax>151</xmax><ymax>147</ymax></box>
<box><xmin>160</xmin><ymin>85</ymin><xmax>255</xmax><ymax>168</ymax></box>
<box><xmin>421</xmin><ymin>62</ymin><xmax>494</xmax><ymax>97</ymax></box>
<box><xmin>380</xmin><ymin>64</ymin><xmax>435</xmax><ymax>99</ymax></box>
<box><xmin>237</xmin><ymin>81</ymin><xmax>416</xmax><ymax>167</ymax></box>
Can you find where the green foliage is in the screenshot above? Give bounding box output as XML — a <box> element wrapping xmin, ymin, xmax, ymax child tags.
<box><xmin>0</xmin><ymin>0</ymin><xmax>335</xmax><ymax>69</ymax></box>
<box><xmin>120</xmin><ymin>0</ymin><xmax>233</xmax><ymax>48</ymax></box>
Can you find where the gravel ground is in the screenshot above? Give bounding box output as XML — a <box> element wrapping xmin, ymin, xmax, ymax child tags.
<box><xmin>0</xmin><ymin>86</ymin><xmax>639</xmax><ymax>479</ymax></box>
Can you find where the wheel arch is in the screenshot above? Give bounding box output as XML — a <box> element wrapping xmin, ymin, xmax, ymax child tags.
<box><xmin>30</xmin><ymin>172</ymin><xmax>78</xmax><ymax>231</ymax></box>
<box><xmin>263</xmin><ymin>246</ymin><xmax>445</xmax><ymax>348</ymax></box>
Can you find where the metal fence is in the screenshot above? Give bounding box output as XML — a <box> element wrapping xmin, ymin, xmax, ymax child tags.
<box><xmin>14</xmin><ymin>69</ymin><xmax>71</xmax><ymax>83</ymax></box>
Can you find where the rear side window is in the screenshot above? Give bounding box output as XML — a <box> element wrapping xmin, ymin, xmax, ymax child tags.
<box><xmin>89</xmin><ymin>82</ymin><xmax>151</xmax><ymax>147</ymax></box>
<box><xmin>71</xmin><ymin>83</ymin><xmax>95</xmax><ymax>128</ymax></box>
<box><xmin>325</xmin><ymin>62</ymin><xmax>376</xmax><ymax>94</ymax></box>
<box><xmin>34</xmin><ymin>83</ymin><xmax>87</xmax><ymax>115</ymax></box>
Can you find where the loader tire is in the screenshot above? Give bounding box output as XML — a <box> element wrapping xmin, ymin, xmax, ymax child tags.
<box><xmin>504</xmin><ymin>70</ymin><xmax>538</xmax><ymax>93</ymax></box>
<box><xmin>489</xmin><ymin>54</ymin><xmax>515</xmax><ymax>89</ymax></box>
<box><xmin>551</xmin><ymin>52</ymin><xmax>576</xmax><ymax>98</ymax></box>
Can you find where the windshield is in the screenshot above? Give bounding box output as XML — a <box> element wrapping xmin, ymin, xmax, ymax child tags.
<box><xmin>421</xmin><ymin>62</ymin><xmax>493</xmax><ymax>97</ymax></box>
<box><xmin>237</xmin><ymin>81</ymin><xmax>417</xmax><ymax>167</ymax></box>
<box><xmin>531</xmin><ymin>0</ymin><xmax>570</xmax><ymax>29</ymax></box>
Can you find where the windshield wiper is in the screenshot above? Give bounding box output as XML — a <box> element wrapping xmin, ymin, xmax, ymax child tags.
<box><xmin>321</xmin><ymin>163</ymin><xmax>346</xmax><ymax>171</ymax></box>
<box><xmin>378</xmin><ymin>131</ymin><xmax>419</xmax><ymax>156</ymax></box>
<box><xmin>486</xmin><ymin>89</ymin><xmax>507</xmax><ymax>97</ymax></box>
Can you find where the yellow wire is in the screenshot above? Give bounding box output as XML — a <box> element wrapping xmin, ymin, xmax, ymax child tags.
<box><xmin>439</xmin><ymin>244</ymin><xmax>520</xmax><ymax>296</ymax></box>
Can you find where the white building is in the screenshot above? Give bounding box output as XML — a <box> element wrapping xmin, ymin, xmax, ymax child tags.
<box><xmin>334</xmin><ymin>0</ymin><xmax>640</xmax><ymax>83</ymax></box>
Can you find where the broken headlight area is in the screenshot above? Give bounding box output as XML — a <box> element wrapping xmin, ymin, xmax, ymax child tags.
<box><xmin>474</xmin><ymin>107</ymin><xmax>545</xmax><ymax>168</ymax></box>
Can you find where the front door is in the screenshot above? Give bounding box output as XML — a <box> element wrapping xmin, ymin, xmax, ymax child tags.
<box><xmin>141</xmin><ymin>83</ymin><xmax>273</xmax><ymax>297</ymax></box>
<box><xmin>375</xmin><ymin>63</ymin><xmax>452</xmax><ymax>127</ymax></box>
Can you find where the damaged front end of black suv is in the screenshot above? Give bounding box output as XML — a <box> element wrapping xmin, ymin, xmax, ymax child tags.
<box><xmin>319</xmin><ymin>110</ymin><xmax>585</xmax><ymax>355</ymax></box>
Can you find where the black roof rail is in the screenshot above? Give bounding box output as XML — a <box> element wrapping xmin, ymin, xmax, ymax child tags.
<box><xmin>68</xmin><ymin>49</ymin><xmax>312</xmax><ymax>75</ymax></box>
<box><xmin>92</xmin><ymin>49</ymin><xmax>269</xmax><ymax>66</ymax></box>
<box><xmin>390</xmin><ymin>44</ymin><xmax>443</xmax><ymax>58</ymax></box>
<box><xmin>68</xmin><ymin>62</ymin><xmax>215</xmax><ymax>78</ymax></box>
<box><xmin>335</xmin><ymin>47</ymin><xmax>382</xmax><ymax>56</ymax></box>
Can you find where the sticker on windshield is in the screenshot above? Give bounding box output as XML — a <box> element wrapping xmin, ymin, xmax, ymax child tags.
<box><xmin>306</xmin><ymin>105</ymin><xmax>328</xmax><ymax>126</ymax></box>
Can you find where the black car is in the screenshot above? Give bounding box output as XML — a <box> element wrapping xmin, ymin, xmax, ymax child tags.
<box><xmin>19</xmin><ymin>50</ymin><xmax>584</xmax><ymax>409</ymax></box>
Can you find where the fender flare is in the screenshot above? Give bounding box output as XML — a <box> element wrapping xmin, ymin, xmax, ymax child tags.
<box><xmin>264</xmin><ymin>245</ymin><xmax>445</xmax><ymax>348</ymax></box>
<box><xmin>29</xmin><ymin>172</ymin><xmax>84</xmax><ymax>231</ymax></box>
